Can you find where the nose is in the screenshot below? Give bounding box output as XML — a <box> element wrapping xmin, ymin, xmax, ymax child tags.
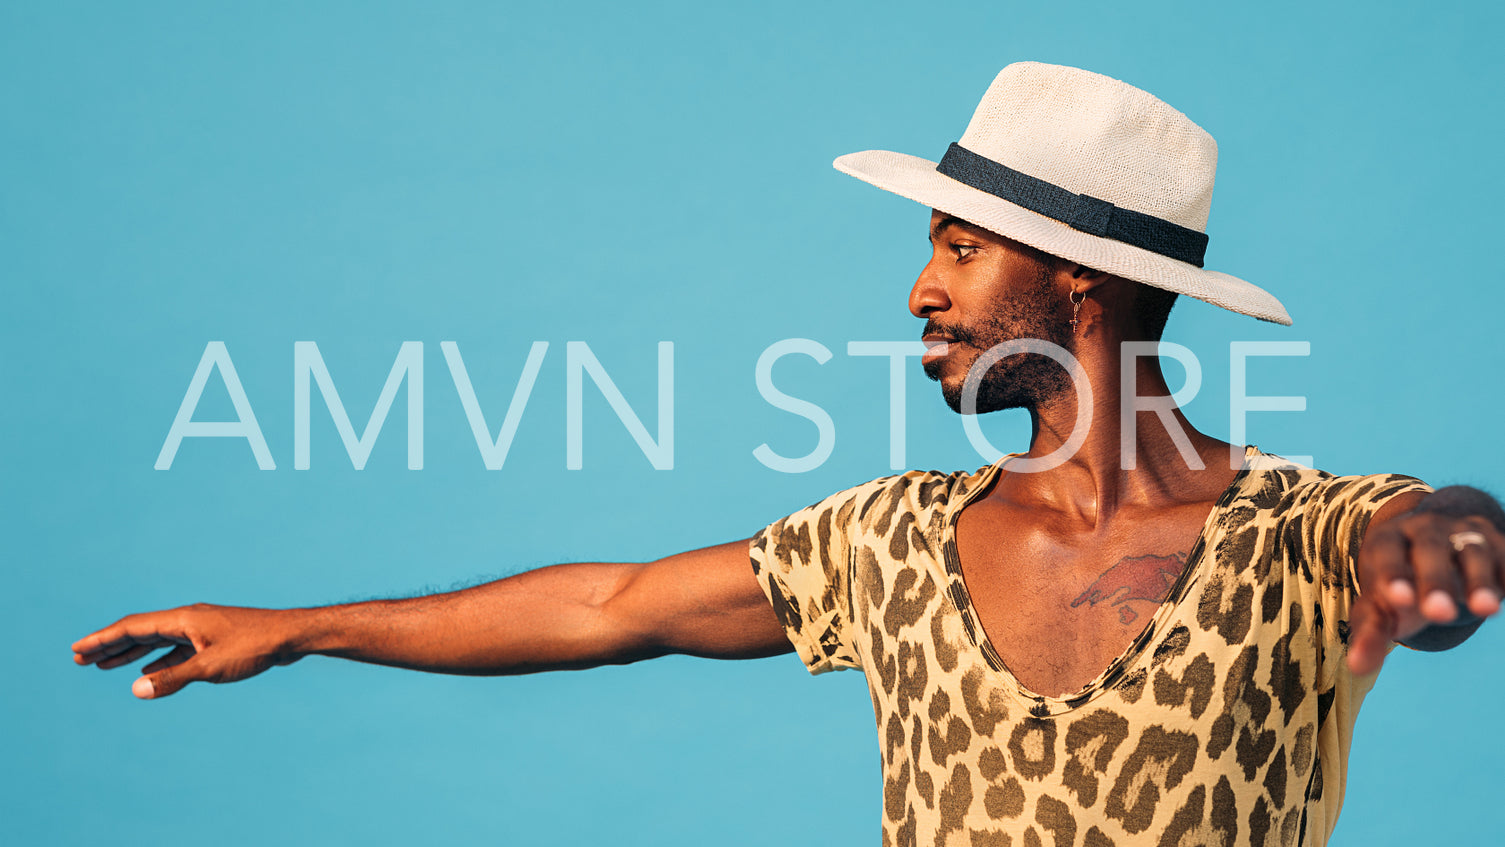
<box><xmin>909</xmin><ymin>256</ymin><xmax>951</xmax><ymax>319</ymax></box>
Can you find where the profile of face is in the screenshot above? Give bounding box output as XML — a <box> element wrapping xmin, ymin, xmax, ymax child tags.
<box><xmin>913</xmin><ymin>210</ymin><xmax>1075</xmax><ymax>414</ymax></box>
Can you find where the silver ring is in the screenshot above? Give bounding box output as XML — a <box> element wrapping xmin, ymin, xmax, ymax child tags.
<box><xmin>1450</xmin><ymin>531</ymin><xmax>1488</xmax><ymax>553</ymax></box>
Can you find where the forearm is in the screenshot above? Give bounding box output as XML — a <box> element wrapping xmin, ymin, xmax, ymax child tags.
<box><xmin>286</xmin><ymin>561</ymin><xmax>657</xmax><ymax>675</ymax></box>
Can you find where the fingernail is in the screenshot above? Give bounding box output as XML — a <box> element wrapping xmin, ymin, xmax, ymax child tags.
<box><xmin>1386</xmin><ymin>579</ymin><xmax>1416</xmax><ymax>605</ymax></box>
<box><xmin>1469</xmin><ymin>588</ymin><xmax>1501</xmax><ymax>615</ymax></box>
<box><xmin>1421</xmin><ymin>590</ymin><xmax>1457</xmax><ymax>621</ymax></box>
<box><xmin>132</xmin><ymin>677</ymin><xmax>154</xmax><ymax>699</ymax></box>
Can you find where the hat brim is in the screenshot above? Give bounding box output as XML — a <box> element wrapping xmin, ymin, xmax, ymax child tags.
<box><xmin>835</xmin><ymin>150</ymin><xmax>1292</xmax><ymax>326</ymax></box>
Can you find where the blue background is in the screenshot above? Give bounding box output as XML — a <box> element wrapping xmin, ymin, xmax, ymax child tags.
<box><xmin>4</xmin><ymin>1</ymin><xmax>1501</xmax><ymax>844</ymax></box>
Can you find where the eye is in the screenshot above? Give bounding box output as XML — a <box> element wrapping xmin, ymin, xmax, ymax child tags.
<box><xmin>952</xmin><ymin>244</ymin><xmax>978</xmax><ymax>260</ymax></box>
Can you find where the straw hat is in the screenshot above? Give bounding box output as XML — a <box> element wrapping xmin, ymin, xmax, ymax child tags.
<box><xmin>835</xmin><ymin>62</ymin><xmax>1291</xmax><ymax>325</ymax></box>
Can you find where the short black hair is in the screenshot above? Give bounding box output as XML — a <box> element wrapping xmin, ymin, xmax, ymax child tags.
<box><xmin>1133</xmin><ymin>283</ymin><xmax>1178</xmax><ymax>341</ymax></box>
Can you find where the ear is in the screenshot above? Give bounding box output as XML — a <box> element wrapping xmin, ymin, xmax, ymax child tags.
<box><xmin>1064</xmin><ymin>262</ymin><xmax>1113</xmax><ymax>293</ymax></box>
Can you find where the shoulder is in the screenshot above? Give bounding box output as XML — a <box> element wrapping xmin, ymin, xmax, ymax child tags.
<box><xmin>1220</xmin><ymin>450</ymin><xmax>1432</xmax><ymax>586</ymax></box>
<box><xmin>791</xmin><ymin>467</ymin><xmax>984</xmax><ymax>520</ymax></box>
<box><xmin>1237</xmin><ymin>450</ymin><xmax>1430</xmax><ymax>514</ymax></box>
<box><xmin>855</xmin><ymin>467</ymin><xmax>979</xmax><ymax>519</ymax></box>
<box><xmin>753</xmin><ymin>466</ymin><xmax>989</xmax><ymax>552</ymax></box>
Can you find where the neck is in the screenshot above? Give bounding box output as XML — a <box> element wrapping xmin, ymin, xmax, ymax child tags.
<box><xmin>1008</xmin><ymin>332</ymin><xmax>1235</xmax><ymax>525</ymax></box>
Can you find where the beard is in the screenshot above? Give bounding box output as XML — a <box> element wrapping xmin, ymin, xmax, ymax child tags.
<box><xmin>922</xmin><ymin>262</ymin><xmax>1075</xmax><ymax>414</ymax></box>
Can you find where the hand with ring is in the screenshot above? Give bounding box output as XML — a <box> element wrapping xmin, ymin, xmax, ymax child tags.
<box><xmin>1348</xmin><ymin>486</ymin><xmax>1505</xmax><ymax>675</ymax></box>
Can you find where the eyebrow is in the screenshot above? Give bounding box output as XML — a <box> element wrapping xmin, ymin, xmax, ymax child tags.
<box><xmin>929</xmin><ymin>215</ymin><xmax>985</xmax><ymax>242</ymax></box>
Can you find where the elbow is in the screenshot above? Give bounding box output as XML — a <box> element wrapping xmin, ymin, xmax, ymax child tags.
<box><xmin>592</xmin><ymin>564</ymin><xmax>671</xmax><ymax>666</ymax></box>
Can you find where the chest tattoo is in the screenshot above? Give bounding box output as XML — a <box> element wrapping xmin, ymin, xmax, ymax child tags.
<box><xmin>1069</xmin><ymin>552</ymin><xmax>1187</xmax><ymax>624</ymax></box>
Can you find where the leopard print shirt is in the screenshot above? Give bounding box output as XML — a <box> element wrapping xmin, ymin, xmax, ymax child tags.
<box><xmin>749</xmin><ymin>449</ymin><xmax>1429</xmax><ymax>847</ymax></box>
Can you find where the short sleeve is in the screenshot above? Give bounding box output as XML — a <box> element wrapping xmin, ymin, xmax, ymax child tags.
<box><xmin>1292</xmin><ymin>473</ymin><xmax>1433</xmax><ymax>597</ymax></box>
<box><xmin>750</xmin><ymin>479</ymin><xmax>894</xmax><ymax>675</ymax></box>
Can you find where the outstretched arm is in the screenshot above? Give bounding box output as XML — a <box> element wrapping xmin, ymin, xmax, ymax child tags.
<box><xmin>1348</xmin><ymin>486</ymin><xmax>1505</xmax><ymax>674</ymax></box>
<box><xmin>71</xmin><ymin>539</ymin><xmax>792</xmax><ymax>699</ymax></box>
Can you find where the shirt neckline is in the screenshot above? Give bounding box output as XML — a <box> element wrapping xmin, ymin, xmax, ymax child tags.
<box><xmin>937</xmin><ymin>446</ymin><xmax>1261</xmax><ymax>716</ymax></box>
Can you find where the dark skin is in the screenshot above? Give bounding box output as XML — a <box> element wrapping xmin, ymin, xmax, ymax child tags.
<box><xmin>916</xmin><ymin>210</ymin><xmax>1500</xmax><ymax>692</ymax></box>
<box><xmin>918</xmin><ymin>212</ymin><xmax>1249</xmax><ymax>695</ymax></box>
<box><xmin>73</xmin><ymin>210</ymin><xmax>1501</xmax><ymax>698</ymax></box>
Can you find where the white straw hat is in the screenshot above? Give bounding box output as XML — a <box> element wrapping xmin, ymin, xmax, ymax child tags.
<box><xmin>835</xmin><ymin>62</ymin><xmax>1291</xmax><ymax>325</ymax></box>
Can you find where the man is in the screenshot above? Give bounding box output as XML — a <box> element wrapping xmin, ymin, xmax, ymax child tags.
<box><xmin>74</xmin><ymin>63</ymin><xmax>1503</xmax><ymax>845</ymax></box>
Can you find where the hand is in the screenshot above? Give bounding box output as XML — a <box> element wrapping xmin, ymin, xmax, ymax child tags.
<box><xmin>1349</xmin><ymin>494</ymin><xmax>1505</xmax><ymax>675</ymax></box>
<box><xmin>72</xmin><ymin>604</ymin><xmax>300</xmax><ymax>699</ymax></box>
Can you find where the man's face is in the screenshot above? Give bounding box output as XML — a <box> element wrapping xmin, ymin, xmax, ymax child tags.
<box><xmin>914</xmin><ymin>210</ymin><xmax>1074</xmax><ymax>414</ymax></box>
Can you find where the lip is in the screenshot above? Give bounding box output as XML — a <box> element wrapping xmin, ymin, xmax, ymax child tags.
<box><xmin>921</xmin><ymin>334</ymin><xmax>952</xmax><ymax>363</ymax></box>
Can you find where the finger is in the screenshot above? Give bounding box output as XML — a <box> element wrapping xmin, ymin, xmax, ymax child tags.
<box><xmin>141</xmin><ymin>644</ymin><xmax>195</xmax><ymax>676</ymax></box>
<box><xmin>74</xmin><ymin>635</ymin><xmax>179</xmax><ymax>667</ymax></box>
<box><xmin>1405</xmin><ymin>519</ymin><xmax>1464</xmax><ymax>623</ymax></box>
<box><xmin>74</xmin><ymin>637</ymin><xmax>161</xmax><ymax>670</ymax></box>
<box><xmin>1347</xmin><ymin>596</ymin><xmax>1396</xmax><ymax>676</ymax></box>
<box><xmin>1356</xmin><ymin>523</ymin><xmax>1420</xmax><ymax>615</ymax></box>
<box><xmin>72</xmin><ymin>621</ymin><xmax>144</xmax><ymax>656</ymax></box>
<box><xmin>1470</xmin><ymin>521</ymin><xmax>1505</xmax><ymax>613</ymax></box>
<box><xmin>1454</xmin><ymin>528</ymin><xmax>1503</xmax><ymax>617</ymax></box>
<box><xmin>72</xmin><ymin>611</ymin><xmax>190</xmax><ymax>657</ymax></box>
<box><xmin>95</xmin><ymin>643</ymin><xmax>163</xmax><ymax>670</ymax></box>
<box><xmin>79</xmin><ymin>635</ymin><xmax>165</xmax><ymax>662</ymax></box>
<box><xmin>135</xmin><ymin>657</ymin><xmax>203</xmax><ymax>700</ymax></box>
